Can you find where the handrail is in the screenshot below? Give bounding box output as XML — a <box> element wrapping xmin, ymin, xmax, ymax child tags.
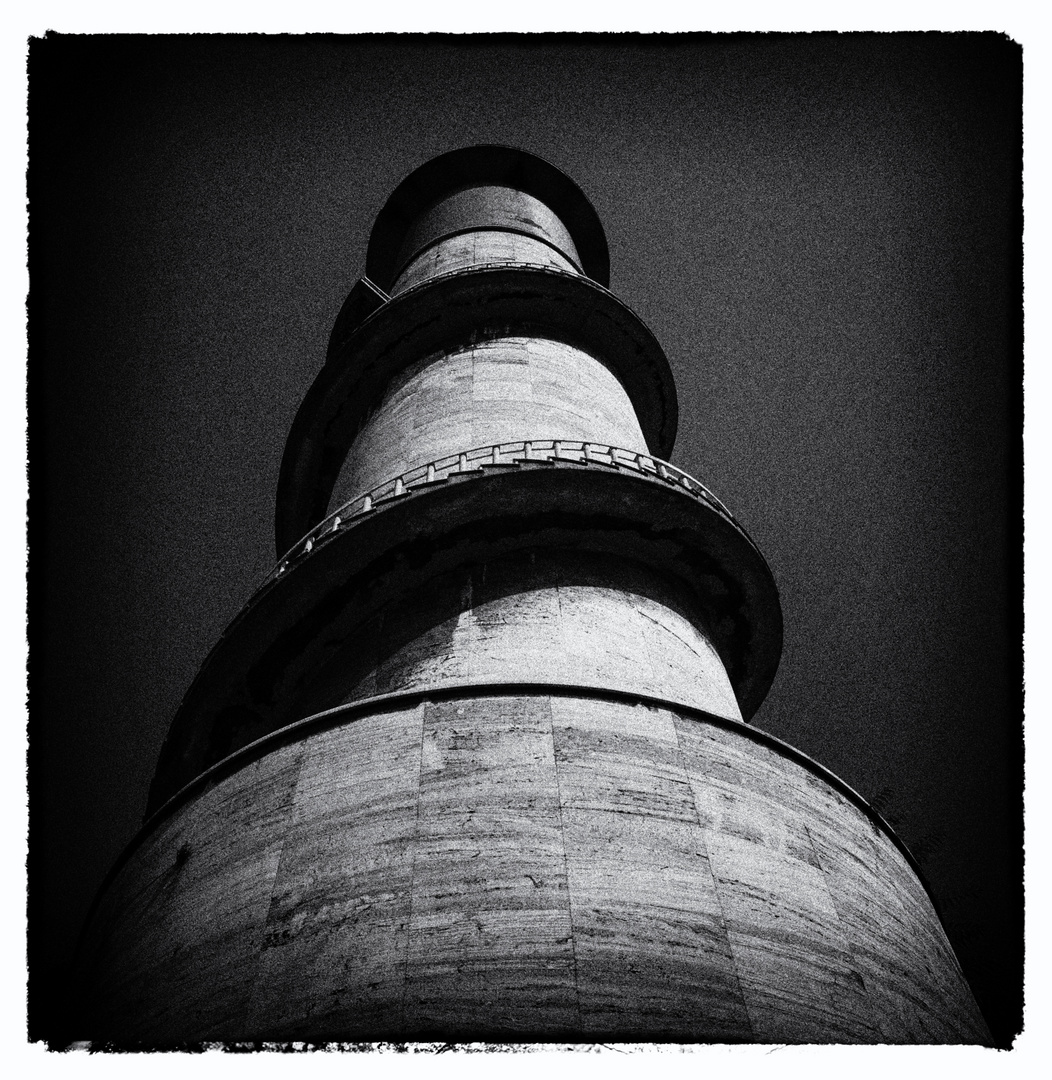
<box><xmin>266</xmin><ymin>441</ymin><xmax>736</xmax><ymax>589</ymax></box>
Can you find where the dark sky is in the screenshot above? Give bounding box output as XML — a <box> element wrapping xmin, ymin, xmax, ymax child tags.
<box><xmin>29</xmin><ymin>33</ymin><xmax>1022</xmax><ymax>1046</ymax></box>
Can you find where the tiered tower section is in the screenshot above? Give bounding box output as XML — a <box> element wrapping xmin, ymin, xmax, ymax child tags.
<box><xmin>75</xmin><ymin>147</ymin><xmax>990</xmax><ymax>1044</ymax></box>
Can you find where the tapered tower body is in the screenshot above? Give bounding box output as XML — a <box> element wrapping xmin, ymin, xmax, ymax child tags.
<box><xmin>75</xmin><ymin>147</ymin><xmax>990</xmax><ymax>1044</ymax></box>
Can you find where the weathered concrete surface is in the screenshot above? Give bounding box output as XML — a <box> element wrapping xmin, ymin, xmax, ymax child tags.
<box><xmin>329</xmin><ymin>336</ymin><xmax>648</xmax><ymax>509</ymax></box>
<box><xmin>77</xmin><ymin>694</ymin><xmax>990</xmax><ymax>1044</ymax></box>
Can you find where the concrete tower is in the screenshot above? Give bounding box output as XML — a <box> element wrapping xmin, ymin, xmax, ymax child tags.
<box><xmin>75</xmin><ymin>147</ymin><xmax>990</xmax><ymax>1044</ymax></box>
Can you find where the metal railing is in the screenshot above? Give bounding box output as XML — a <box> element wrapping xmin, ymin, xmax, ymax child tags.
<box><xmin>267</xmin><ymin>440</ymin><xmax>734</xmax><ymax>588</ymax></box>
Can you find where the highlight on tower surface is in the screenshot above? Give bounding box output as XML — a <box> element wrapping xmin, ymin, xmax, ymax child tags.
<box><xmin>72</xmin><ymin>146</ymin><xmax>990</xmax><ymax>1046</ymax></box>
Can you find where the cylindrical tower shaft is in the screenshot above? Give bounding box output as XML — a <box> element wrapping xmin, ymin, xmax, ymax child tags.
<box><xmin>389</xmin><ymin>184</ymin><xmax>585</xmax><ymax>291</ymax></box>
<box><xmin>329</xmin><ymin>337</ymin><xmax>650</xmax><ymax>508</ymax></box>
<box><xmin>73</xmin><ymin>146</ymin><xmax>990</xmax><ymax>1046</ymax></box>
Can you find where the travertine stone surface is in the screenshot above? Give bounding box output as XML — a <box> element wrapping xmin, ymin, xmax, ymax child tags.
<box><xmin>329</xmin><ymin>336</ymin><xmax>647</xmax><ymax>509</ymax></box>
<box><xmin>392</xmin><ymin>185</ymin><xmax>582</xmax><ymax>287</ymax></box>
<box><xmin>75</xmin><ymin>749</ymin><xmax>304</xmax><ymax>1042</ymax></box>
<box><xmin>393</xmin><ymin>231</ymin><xmax>578</xmax><ymax>294</ymax></box>
<box><xmin>94</xmin><ymin>152</ymin><xmax>986</xmax><ymax>1048</ymax></box>
<box><xmin>295</xmin><ymin>549</ymin><xmax>742</xmax><ymax>725</ymax></box>
<box><xmin>405</xmin><ymin>697</ymin><xmax>577</xmax><ymax>1034</ymax></box>
<box><xmin>77</xmin><ymin>694</ymin><xmax>989</xmax><ymax>1044</ymax></box>
<box><xmin>242</xmin><ymin>706</ymin><xmax>423</xmax><ymax>1037</ymax></box>
<box><xmin>673</xmin><ymin>720</ymin><xmax>990</xmax><ymax>1043</ymax></box>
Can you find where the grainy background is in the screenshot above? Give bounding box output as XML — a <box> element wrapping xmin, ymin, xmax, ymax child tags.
<box><xmin>28</xmin><ymin>32</ymin><xmax>1022</xmax><ymax>1046</ymax></box>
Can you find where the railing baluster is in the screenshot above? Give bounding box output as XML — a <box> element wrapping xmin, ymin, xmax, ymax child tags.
<box><xmin>264</xmin><ymin>445</ymin><xmax>736</xmax><ymax>589</ymax></box>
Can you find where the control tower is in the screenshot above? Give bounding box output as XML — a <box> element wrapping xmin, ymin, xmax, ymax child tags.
<box><xmin>74</xmin><ymin>146</ymin><xmax>990</xmax><ymax>1044</ymax></box>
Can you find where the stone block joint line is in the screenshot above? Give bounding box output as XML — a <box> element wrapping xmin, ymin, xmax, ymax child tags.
<box><xmin>74</xmin><ymin>144</ymin><xmax>992</xmax><ymax>1046</ymax></box>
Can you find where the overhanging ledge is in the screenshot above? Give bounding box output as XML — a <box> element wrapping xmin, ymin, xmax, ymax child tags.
<box><xmin>154</xmin><ymin>463</ymin><xmax>782</xmax><ymax>812</ymax></box>
<box><xmin>276</xmin><ymin>264</ymin><xmax>679</xmax><ymax>557</ymax></box>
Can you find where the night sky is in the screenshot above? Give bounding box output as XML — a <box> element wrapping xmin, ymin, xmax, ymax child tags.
<box><xmin>28</xmin><ymin>33</ymin><xmax>1022</xmax><ymax>1047</ymax></box>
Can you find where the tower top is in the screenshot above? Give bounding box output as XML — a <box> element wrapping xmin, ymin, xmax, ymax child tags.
<box><xmin>365</xmin><ymin>145</ymin><xmax>611</xmax><ymax>290</ymax></box>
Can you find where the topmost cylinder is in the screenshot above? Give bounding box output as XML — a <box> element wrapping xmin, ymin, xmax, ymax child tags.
<box><xmin>387</xmin><ymin>186</ymin><xmax>585</xmax><ymax>294</ymax></box>
<box><xmin>364</xmin><ymin>145</ymin><xmax>611</xmax><ymax>291</ymax></box>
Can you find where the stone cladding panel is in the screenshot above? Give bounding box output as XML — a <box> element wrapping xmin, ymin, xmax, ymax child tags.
<box><xmin>292</xmin><ymin>550</ymin><xmax>743</xmax><ymax>726</ymax></box>
<box><xmin>329</xmin><ymin>336</ymin><xmax>648</xmax><ymax>511</ymax></box>
<box><xmin>76</xmin><ymin>696</ymin><xmax>989</xmax><ymax>1043</ymax></box>
<box><xmin>392</xmin><ymin>231</ymin><xmax>578</xmax><ymax>293</ymax></box>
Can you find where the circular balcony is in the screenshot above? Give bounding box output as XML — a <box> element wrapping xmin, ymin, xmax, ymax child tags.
<box><xmin>271</xmin><ymin>440</ymin><xmax>738</xmax><ymax>586</ymax></box>
<box><xmin>276</xmin><ymin>262</ymin><xmax>679</xmax><ymax>557</ymax></box>
<box><xmin>151</xmin><ymin>443</ymin><xmax>781</xmax><ymax>812</ymax></box>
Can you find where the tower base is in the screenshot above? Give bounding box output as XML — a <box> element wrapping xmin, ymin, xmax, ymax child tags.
<box><xmin>75</xmin><ymin>688</ymin><xmax>990</xmax><ymax>1045</ymax></box>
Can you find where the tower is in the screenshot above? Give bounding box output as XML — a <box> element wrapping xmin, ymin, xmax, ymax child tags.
<box><xmin>74</xmin><ymin>146</ymin><xmax>990</xmax><ymax>1044</ymax></box>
